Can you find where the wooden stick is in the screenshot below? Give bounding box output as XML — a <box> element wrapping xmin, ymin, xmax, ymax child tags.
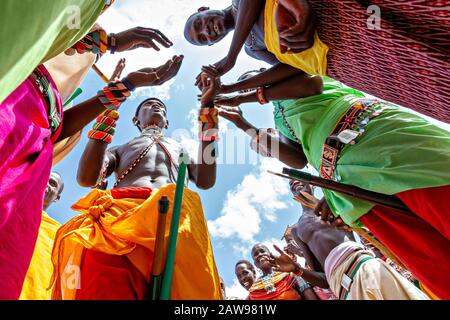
<box><xmin>92</xmin><ymin>64</ymin><xmax>110</xmax><ymax>83</ymax></box>
<box><xmin>269</xmin><ymin>169</ymin><xmax>413</xmax><ymax>214</ymax></box>
<box><xmin>148</xmin><ymin>195</ymin><xmax>170</xmax><ymax>300</ymax></box>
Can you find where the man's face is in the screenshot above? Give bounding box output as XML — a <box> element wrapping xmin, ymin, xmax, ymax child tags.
<box><xmin>289</xmin><ymin>180</ymin><xmax>313</xmax><ymax>197</ymax></box>
<box><xmin>138</xmin><ymin>100</ymin><xmax>168</xmax><ymax>129</ymax></box>
<box><xmin>185</xmin><ymin>10</ymin><xmax>228</xmax><ymax>46</ymax></box>
<box><xmin>43</xmin><ymin>172</ymin><xmax>63</xmax><ymax>209</ymax></box>
<box><xmin>251</xmin><ymin>245</ymin><xmax>272</xmax><ymax>271</ymax></box>
<box><xmin>235</xmin><ymin>263</ymin><xmax>256</xmax><ymax>290</ymax></box>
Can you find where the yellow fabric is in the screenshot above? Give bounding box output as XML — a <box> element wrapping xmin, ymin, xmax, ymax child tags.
<box><xmin>264</xmin><ymin>0</ymin><xmax>329</xmax><ymax>76</ymax></box>
<box><xmin>50</xmin><ymin>184</ymin><xmax>222</xmax><ymax>300</ymax></box>
<box><xmin>329</xmin><ymin>251</ymin><xmax>429</xmax><ymax>300</ymax></box>
<box><xmin>420</xmin><ymin>283</ymin><xmax>441</xmax><ymax>300</ymax></box>
<box><xmin>20</xmin><ymin>212</ymin><xmax>61</xmax><ymax>300</ymax></box>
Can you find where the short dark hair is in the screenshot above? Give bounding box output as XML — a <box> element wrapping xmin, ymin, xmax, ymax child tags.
<box><xmin>235</xmin><ymin>260</ymin><xmax>256</xmax><ymax>274</ymax></box>
<box><xmin>135</xmin><ymin>98</ymin><xmax>167</xmax><ymax>118</ymax></box>
<box><xmin>184</xmin><ymin>12</ymin><xmax>199</xmax><ymax>45</ymax></box>
<box><xmin>51</xmin><ymin>171</ymin><xmax>64</xmax><ymax>194</ymax></box>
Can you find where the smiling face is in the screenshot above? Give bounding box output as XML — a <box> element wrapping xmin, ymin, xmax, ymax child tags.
<box><xmin>235</xmin><ymin>262</ymin><xmax>256</xmax><ymax>290</ymax></box>
<box><xmin>184</xmin><ymin>9</ymin><xmax>229</xmax><ymax>46</ymax></box>
<box><xmin>43</xmin><ymin>172</ymin><xmax>64</xmax><ymax>210</ymax></box>
<box><xmin>134</xmin><ymin>98</ymin><xmax>168</xmax><ymax>131</ymax></box>
<box><xmin>251</xmin><ymin>244</ymin><xmax>272</xmax><ymax>272</ymax></box>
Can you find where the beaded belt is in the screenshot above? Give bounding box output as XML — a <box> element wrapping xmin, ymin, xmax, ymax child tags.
<box><xmin>320</xmin><ymin>98</ymin><xmax>380</xmax><ymax>180</ymax></box>
<box><xmin>30</xmin><ymin>67</ymin><xmax>62</xmax><ymax>137</ymax></box>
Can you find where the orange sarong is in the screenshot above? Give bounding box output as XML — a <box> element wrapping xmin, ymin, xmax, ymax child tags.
<box><xmin>50</xmin><ymin>184</ymin><xmax>222</xmax><ymax>300</ymax></box>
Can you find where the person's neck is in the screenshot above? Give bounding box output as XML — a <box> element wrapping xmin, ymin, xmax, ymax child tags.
<box><xmin>261</xmin><ymin>267</ymin><xmax>273</xmax><ymax>276</ymax></box>
<box><xmin>302</xmin><ymin>206</ymin><xmax>316</xmax><ymax>216</ymax></box>
<box><xmin>141</xmin><ymin>124</ymin><xmax>163</xmax><ymax>136</ymax></box>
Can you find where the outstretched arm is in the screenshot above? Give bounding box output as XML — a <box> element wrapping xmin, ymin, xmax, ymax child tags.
<box><xmin>188</xmin><ymin>73</ymin><xmax>220</xmax><ymax>190</ymax></box>
<box><xmin>218</xmin><ymin>106</ymin><xmax>307</xmax><ymax>168</ymax></box>
<box><xmin>217</xmin><ymin>71</ymin><xmax>323</xmax><ymax>104</ymax></box>
<box><xmin>56</xmin><ymin>56</ymin><xmax>184</xmax><ymax>142</ymax></box>
<box><xmin>220</xmin><ymin>63</ymin><xmax>306</xmax><ymax>94</ymax></box>
<box><xmin>269</xmin><ymin>245</ymin><xmax>329</xmax><ymax>289</ymax></box>
<box><xmin>216</xmin><ymin>0</ymin><xmax>265</xmax><ymax>75</ymax></box>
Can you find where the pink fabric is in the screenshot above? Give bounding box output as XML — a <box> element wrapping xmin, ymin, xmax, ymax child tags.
<box><xmin>324</xmin><ymin>241</ymin><xmax>364</xmax><ymax>282</ymax></box>
<box><xmin>313</xmin><ymin>287</ymin><xmax>338</xmax><ymax>300</ymax></box>
<box><xmin>0</xmin><ymin>65</ymin><xmax>62</xmax><ymax>299</ymax></box>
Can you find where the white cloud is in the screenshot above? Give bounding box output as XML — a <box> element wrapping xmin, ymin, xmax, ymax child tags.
<box><xmin>225</xmin><ymin>279</ymin><xmax>249</xmax><ymax>300</ymax></box>
<box><xmin>261</xmin><ymin>238</ymin><xmax>287</xmax><ymax>255</ymax></box>
<box><xmin>208</xmin><ymin>158</ymin><xmax>292</xmax><ymax>242</ymax></box>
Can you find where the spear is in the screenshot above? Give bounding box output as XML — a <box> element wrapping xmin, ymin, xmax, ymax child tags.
<box><xmin>269</xmin><ymin>168</ymin><xmax>413</xmax><ymax>214</ymax></box>
<box><xmin>160</xmin><ymin>154</ymin><xmax>188</xmax><ymax>300</ymax></box>
<box><xmin>147</xmin><ymin>195</ymin><xmax>170</xmax><ymax>301</ymax></box>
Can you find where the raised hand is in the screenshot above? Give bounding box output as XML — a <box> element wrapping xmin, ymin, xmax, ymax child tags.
<box><xmin>114</xmin><ymin>27</ymin><xmax>173</xmax><ymax>52</ymax></box>
<box><xmin>285</xmin><ymin>241</ymin><xmax>303</xmax><ymax>259</ymax></box>
<box><xmin>195</xmin><ymin>57</ymin><xmax>236</xmax><ymax>88</ymax></box>
<box><xmin>199</xmin><ymin>72</ymin><xmax>221</xmax><ymax>104</ymax></box>
<box><xmin>110</xmin><ymin>58</ymin><xmax>126</xmax><ymax>81</ymax></box>
<box><xmin>268</xmin><ymin>245</ymin><xmax>301</xmax><ymax>274</ymax></box>
<box><xmin>276</xmin><ymin>0</ymin><xmax>316</xmax><ymax>54</ymax></box>
<box><xmin>217</xmin><ymin>106</ymin><xmax>245</xmax><ymax>125</ymax></box>
<box><xmin>125</xmin><ymin>55</ymin><xmax>183</xmax><ymax>88</ymax></box>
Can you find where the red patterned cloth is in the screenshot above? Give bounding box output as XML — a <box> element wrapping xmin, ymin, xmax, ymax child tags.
<box><xmin>310</xmin><ymin>0</ymin><xmax>450</xmax><ymax>123</ymax></box>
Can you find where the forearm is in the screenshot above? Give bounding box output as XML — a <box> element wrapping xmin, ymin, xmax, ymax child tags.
<box><xmin>77</xmin><ymin>140</ymin><xmax>109</xmax><ymax>187</ymax></box>
<box><xmin>57</xmin><ymin>96</ymin><xmax>106</xmax><ymax>142</ymax></box>
<box><xmin>293</xmin><ymin>262</ymin><xmax>329</xmax><ymax>288</ymax></box>
<box><xmin>221</xmin><ymin>63</ymin><xmax>303</xmax><ymax>94</ymax></box>
<box><xmin>234</xmin><ymin>118</ymin><xmax>307</xmax><ymax>168</ymax></box>
<box><xmin>227</xmin><ymin>0</ymin><xmax>265</xmax><ymax>61</ymax></box>
<box><xmin>294</xmin><ymin>237</ymin><xmax>323</xmax><ymax>272</ymax></box>
<box><xmin>236</xmin><ymin>73</ymin><xmax>323</xmax><ymax>104</ymax></box>
<box><xmin>194</xmin><ymin>142</ymin><xmax>217</xmax><ymax>190</ymax></box>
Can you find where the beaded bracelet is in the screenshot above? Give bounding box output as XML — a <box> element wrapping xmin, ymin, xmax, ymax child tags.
<box><xmin>256</xmin><ymin>87</ymin><xmax>269</xmax><ymax>105</ymax></box>
<box><xmin>93</xmin><ymin>122</ymin><xmax>116</xmax><ymax>135</ymax></box>
<box><xmin>97</xmin><ymin>81</ymin><xmax>131</xmax><ymax>111</ymax></box>
<box><xmin>250</xmin><ymin>128</ymin><xmax>276</xmax><ymax>157</ymax></box>
<box><xmin>88</xmin><ymin>110</ymin><xmax>120</xmax><ymax>143</ymax></box>
<box><xmin>198</xmin><ymin>107</ymin><xmax>219</xmax><ymax>142</ymax></box>
<box><xmin>88</xmin><ymin>130</ymin><xmax>113</xmax><ymax>144</ymax></box>
<box><xmin>74</xmin><ymin>29</ymin><xmax>109</xmax><ymax>54</ymax></box>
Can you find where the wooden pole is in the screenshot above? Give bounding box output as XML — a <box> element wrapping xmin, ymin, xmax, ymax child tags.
<box><xmin>147</xmin><ymin>195</ymin><xmax>170</xmax><ymax>300</ymax></box>
<box><xmin>270</xmin><ymin>168</ymin><xmax>413</xmax><ymax>214</ymax></box>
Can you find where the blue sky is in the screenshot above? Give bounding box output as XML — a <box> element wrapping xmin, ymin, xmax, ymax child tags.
<box><xmin>49</xmin><ymin>0</ymin><xmax>450</xmax><ymax>298</ymax></box>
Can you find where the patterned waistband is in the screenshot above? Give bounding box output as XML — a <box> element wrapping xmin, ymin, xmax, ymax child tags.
<box><xmin>30</xmin><ymin>66</ymin><xmax>62</xmax><ymax>137</ymax></box>
<box><xmin>339</xmin><ymin>254</ymin><xmax>375</xmax><ymax>300</ymax></box>
<box><xmin>320</xmin><ymin>98</ymin><xmax>380</xmax><ymax>180</ymax></box>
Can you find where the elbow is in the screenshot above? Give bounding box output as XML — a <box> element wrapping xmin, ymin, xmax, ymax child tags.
<box><xmin>195</xmin><ymin>177</ymin><xmax>216</xmax><ymax>190</ymax></box>
<box><xmin>77</xmin><ymin>172</ymin><xmax>97</xmax><ymax>188</ymax></box>
<box><xmin>196</xmin><ymin>181</ymin><xmax>215</xmax><ymax>190</ymax></box>
<box><xmin>305</xmin><ymin>75</ymin><xmax>324</xmax><ymax>96</ymax></box>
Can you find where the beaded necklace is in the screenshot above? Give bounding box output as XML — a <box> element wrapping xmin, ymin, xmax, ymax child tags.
<box><xmin>278</xmin><ymin>106</ymin><xmax>302</xmax><ymax>145</ymax></box>
<box><xmin>261</xmin><ymin>273</ymin><xmax>277</xmax><ymax>294</ymax></box>
<box><xmin>114</xmin><ymin>126</ymin><xmax>163</xmax><ymax>188</ymax></box>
